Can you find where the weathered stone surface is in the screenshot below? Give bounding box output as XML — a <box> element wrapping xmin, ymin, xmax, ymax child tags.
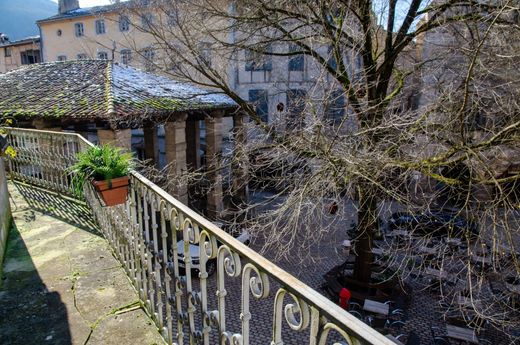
<box><xmin>88</xmin><ymin>309</ymin><xmax>165</xmax><ymax>345</ymax></box>
<box><xmin>74</xmin><ymin>268</ymin><xmax>138</xmax><ymax>324</ymax></box>
<box><xmin>0</xmin><ymin>158</ymin><xmax>12</xmax><ymax>277</ymax></box>
<box><xmin>0</xmin><ymin>182</ymin><xmax>165</xmax><ymax>345</ymax></box>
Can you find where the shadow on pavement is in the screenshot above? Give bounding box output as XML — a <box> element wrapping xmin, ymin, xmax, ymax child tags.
<box><xmin>11</xmin><ymin>181</ymin><xmax>100</xmax><ymax>236</ymax></box>
<box><xmin>0</xmin><ymin>223</ymin><xmax>72</xmax><ymax>345</ymax></box>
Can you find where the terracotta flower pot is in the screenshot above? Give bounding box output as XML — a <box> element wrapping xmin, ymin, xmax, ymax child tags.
<box><xmin>91</xmin><ymin>176</ymin><xmax>129</xmax><ymax>206</ymax></box>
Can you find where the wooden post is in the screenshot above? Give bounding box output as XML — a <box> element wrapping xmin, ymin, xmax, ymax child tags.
<box><xmin>143</xmin><ymin>124</ymin><xmax>159</xmax><ymax>167</ymax></box>
<box><xmin>232</xmin><ymin>113</ymin><xmax>249</xmax><ymax>205</ymax></box>
<box><xmin>164</xmin><ymin>114</ymin><xmax>188</xmax><ymax>204</ymax></box>
<box><xmin>185</xmin><ymin>120</ymin><xmax>200</xmax><ymax>171</ymax></box>
<box><xmin>205</xmin><ymin>111</ymin><xmax>224</xmax><ymax>218</ymax></box>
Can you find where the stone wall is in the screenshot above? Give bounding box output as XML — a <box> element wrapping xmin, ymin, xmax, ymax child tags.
<box><xmin>0</xmin><ymin>158</ymin><xmax>12</xmax><ymax>276</ymax></box>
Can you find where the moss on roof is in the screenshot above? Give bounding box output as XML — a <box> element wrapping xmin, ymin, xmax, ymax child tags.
<box><xmin>0</xmin><ymin>60</ymin><xmax>236</xmax><ymax>125</ymax></box>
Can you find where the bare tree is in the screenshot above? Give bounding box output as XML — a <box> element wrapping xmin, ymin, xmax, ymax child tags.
<box><xmin>119</xmin><ymin>0</ymin><xmax>520</xmax><ymax>339</ymax></box>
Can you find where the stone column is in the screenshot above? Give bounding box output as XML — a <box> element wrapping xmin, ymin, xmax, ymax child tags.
<box><xmin>185</xmin><ymin>120</ymin><xmax>200</xmax><ymax>171</ymax></box>
<box><xmin>205</xmin><ymin>112</ymin><xmax>224</xmax><ymax>218</ymax></box>
<box><xmin>97</xmin><ymin>128</ymin><xmax>132</xmax><ymax>152</ymax></box>
<box><xmin>143</xmin><ymin>124</ymin><xmax>159</xmax><ymax>167</ymax></box>
<box><xmin>231</xmin><ymin>113</ymin><xmax>249</xmax><ymax>205</ymax></box>
<box><xmin>164</xmin><ymin>114</ymin><xmax>188</xmax><ymax>204</ymax></box>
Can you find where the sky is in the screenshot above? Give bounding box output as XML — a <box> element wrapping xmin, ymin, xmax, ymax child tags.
<box><xmin>50</xmin><ymin>0</ymin><xmax>114</xmax><ymax>7</ymax></box>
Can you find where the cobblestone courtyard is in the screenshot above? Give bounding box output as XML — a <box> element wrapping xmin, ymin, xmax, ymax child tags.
<box><xmin>1</xmin><ymin>182</ymin><xmax>515</xmax><ymax>344</ymax></box>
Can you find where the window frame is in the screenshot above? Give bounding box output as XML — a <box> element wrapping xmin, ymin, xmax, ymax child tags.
<box><xmin>120</xmin><ymin>49</ymin><xmax>132</xmax><ymax>65</ymax></box>
<box><xmin>245</xmin><ymin>45</ymin><xmax>273</xmax><ymax>72</ymax></box>
<box><xmin>286</xmin><ymin>89</ymin><xmax>307</xmax><ymax>130</ymax></box>
<box><xmin>95</xmin><ymin>19</ymin><xmax>106</xmax><ymax>35</ymax></box>
<box><xmin>74</xmin><ymin>22</ymin><xmax>84</xmax><ymax>37</ymax></box>
<box><xmin>76</xmin><ymin>53</ymin><xmax>87</xmax><ymax>60</ymax></box>
<box><xmin>97</xmin><ymin>51</ymin><xmax>108</xmax><ymax>60</ymax></box>
<box><xmin>141</xmin><ymin>13</ymin><xmax>154</xmax><ymax>30</ymax></box>
<box><xmin>4</xmin><ymin>47</ymin><xmax>11</xmax><ymax>58</ymax></box>
<box><xmin>198</xmin><ymin>43</ymin><xmax>212</xmax><ymax>67</ymax></box>
<box><xmin>248</xmin><ymin>89</ymin><xmax>269</xmax><ymax>123</ymax></box>
<box><xmin>325</xmin><ymin>89</ymin><xmax>346</xmax><ymax>124</ymax></box>
<box><xmin>57</xmin><ymin>55</ymin><xmax>67</xmax><ymax>61</ymax></box>
<box><xmin>167</xmin><ymin>11</ymin><xmax>177</xmax><ymax>26</ymax></box>
<box><xmin>119</xmin><ymin>15</ymin><xmax>130</xmax><ymax>32</ymax></box>
<box><xmin>143</xmin><ymin>47</ymin><xmax>155</xmax><ymax>71</ymax></box>
<box><xmin>288</xmin><ymin>45</ymin><xmax>304</xmax><ymax>72</ymax></box>
<box><xmin>20</xmin><ymin>50</ymin><xmax>40</xmax><ymax>65</ymax></box>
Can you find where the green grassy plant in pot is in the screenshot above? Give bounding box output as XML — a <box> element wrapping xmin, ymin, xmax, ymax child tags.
<box><xmin>68</xmin><ymin>145</ymin><xmax>133</xmax><ymax>206</ymax></box>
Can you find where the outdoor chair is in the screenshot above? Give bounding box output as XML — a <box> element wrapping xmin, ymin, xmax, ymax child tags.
<box><xmin>385</xmin><ymin>319</ymin><xmax>406</xmax><ymax>332</ymax></box>
<box><xmin>349</xmin><ymin>310</ymin><xmax>363</xmax><ymax>320</ymax></box>
<box><xmin>395</xmin><ymin>331</ymin><xmax>421</xmax><ymax>345</ymax></box>
<box><xmin>349</xmin><ymin>302</ymin><xmax>362</xmax><ymax>311</ymax></box>
<box><xmin>364</xmin><ymin>315</ymin><xmax>388</xmax><ymax>331</ymax></box>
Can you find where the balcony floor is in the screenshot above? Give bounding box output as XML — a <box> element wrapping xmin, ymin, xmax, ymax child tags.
<box><xmin>0</xmin><ymin>181</ymin><xmax>165</xmax><ymax>345</ymax></box>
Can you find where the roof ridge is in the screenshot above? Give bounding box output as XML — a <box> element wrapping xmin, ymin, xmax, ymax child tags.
<box><xmin>105</xmin><ymin>61</ymin><xmax>116</xmax><ymax>117</ymax></box>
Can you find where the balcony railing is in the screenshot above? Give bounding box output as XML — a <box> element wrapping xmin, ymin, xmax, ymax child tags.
<box><xmin>5</xmin><ymin>127</ymin><xmax>393</xmax><ymax>345</ymax></box>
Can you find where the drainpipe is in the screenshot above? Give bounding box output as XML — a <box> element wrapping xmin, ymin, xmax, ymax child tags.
<box><xmin>38</xmin><ymin>24</ymin><xmax>44</xmax><ymax>62</ymax></box>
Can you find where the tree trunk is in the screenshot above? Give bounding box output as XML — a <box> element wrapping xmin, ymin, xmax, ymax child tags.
<box><xmin>352</xmin><ymin>185</ymin><xmax>378</xmax><ymax>284</ymax></box>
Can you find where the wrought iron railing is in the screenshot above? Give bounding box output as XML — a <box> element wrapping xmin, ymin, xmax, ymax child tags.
<box><xmin>5</xmin><ymin>127</ymin><xmax>393</xmax><ymax>345</ymax></box>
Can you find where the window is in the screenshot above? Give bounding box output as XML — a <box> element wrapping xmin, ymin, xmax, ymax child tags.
<box><xmin>325</xmin><ymin>89</ymin><xmax>345</xmax><ymax>123</ymax></box>
<box><xmin>248</xmin><ymin>89</ymin><xmax>269</xmax><ymax>123</ymax></box>
<box><xmin>327</xmin><ymin>45</ymin><xmax>337</xmax><ymax>70</ymax></box>
<box><xmin>120</xmin><ymin>49</ymin><xmax>132</xmax><ymax>64</ymax></box>
<box><xmin>20</xmin><ymin>50</ymin><xmax>40</xmax><ymax>65</ymax></box>
<box><xmin>4</xmin><ymin>47</ymin><xmax>11</xmax><ymax>57</ymax></box>
<box><xmin>95</xmin><ymin>19</ymin><xmax>106</xmax><ymax>35</ymax></box>
<box><xmin>74</xmin><ymin>22</ymin><xmax>84</xmax><ymax>37</ymax></box>
<box><xmin>119</xmin><ymin>15</ymin><xmax>130</xmax><ymax>32</ymax></box>
<box><xmin>143</xmin><ymin>47</ymin><xmax>155</xmax><ymax>71</ymax></box>
<box><xmin>77</xmin><ymin>53</ymin><xmax>87</xmax><ymax>60</ymax></box>
<box><xmin>198</xmin><ymin>43</ymin><xmax>212</xmax><ymax>67</ymax></box>
<box><xmin>286</xmin><ymin>89</ymin><xmax>307</xmax><ymax>130</ymax></box>
<box><xmin>167</xmin><ymin>11</ymin><xmax>177</xmax><ymax>26</ymax></box>
<box><xmin>288</xmin><ymin>44</ymin><xmax>304</xmax><ymax>72</ymax></box>
<box><xmin>57</xmin><ymin>55</ymin><xmax>67</xmax><ymax>61</ymax></box>
<box><xmin>97</xmin><ymin>51</ymin><xmax>108</xmax><ymax>60</ymax></box>
<box><xmin>355</xmin><ymin>54</ymin><xmax>363</xmax><ymax>71</ymax></box>
<box><xmin>141</xmin><ymin>13</ymin><xmax>154</xmax><ymax>30</ymax></box>
<box><xmin>245</xmin><ymin>45</ymin><xmax>272</xmax><ymax>71</ymax></box>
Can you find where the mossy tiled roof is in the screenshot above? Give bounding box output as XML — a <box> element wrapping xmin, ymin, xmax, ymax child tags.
<box><xmin>0</xmin><ymin>60</ymin><xmax>236</xmax><ymax>125</ymax></box>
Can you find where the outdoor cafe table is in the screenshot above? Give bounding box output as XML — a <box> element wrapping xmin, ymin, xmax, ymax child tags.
<box><xmin>446</xmin><ymin>324</ymin><xmax>479</xmax><ymax>344</ymax></box>
<box><xmin>363</xmin><ymin>299</ymin><xmax>390</xmax><ymax>316</ymax></box>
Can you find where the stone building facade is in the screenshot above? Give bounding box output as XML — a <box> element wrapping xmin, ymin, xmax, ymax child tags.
<box><xmin>0</xmin><ymin>36</ymin><xmax>41</xmax><ymax>73</ymax></box>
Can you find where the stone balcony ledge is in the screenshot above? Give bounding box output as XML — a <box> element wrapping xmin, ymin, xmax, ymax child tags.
<box><xmin>0</xmin><ymin>181</ymin><xmax>165</xmax><ymax>345</ymax></box>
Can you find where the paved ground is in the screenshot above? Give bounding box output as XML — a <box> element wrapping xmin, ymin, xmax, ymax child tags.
<box><xmin>0</xmin><ymin>182</ymin><xmax>165</xmax><ymax>345</ymax></box>
<box><xmin>1</xmin><ymin>181</ymin><xmax>514</xmax><ymax>345</ymax></box>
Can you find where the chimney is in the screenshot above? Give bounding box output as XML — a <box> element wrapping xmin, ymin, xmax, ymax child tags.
<box><xmin>59</xmin><ymin>0</ymin><xmax>80</xmax><ymax>14</ymax></box>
